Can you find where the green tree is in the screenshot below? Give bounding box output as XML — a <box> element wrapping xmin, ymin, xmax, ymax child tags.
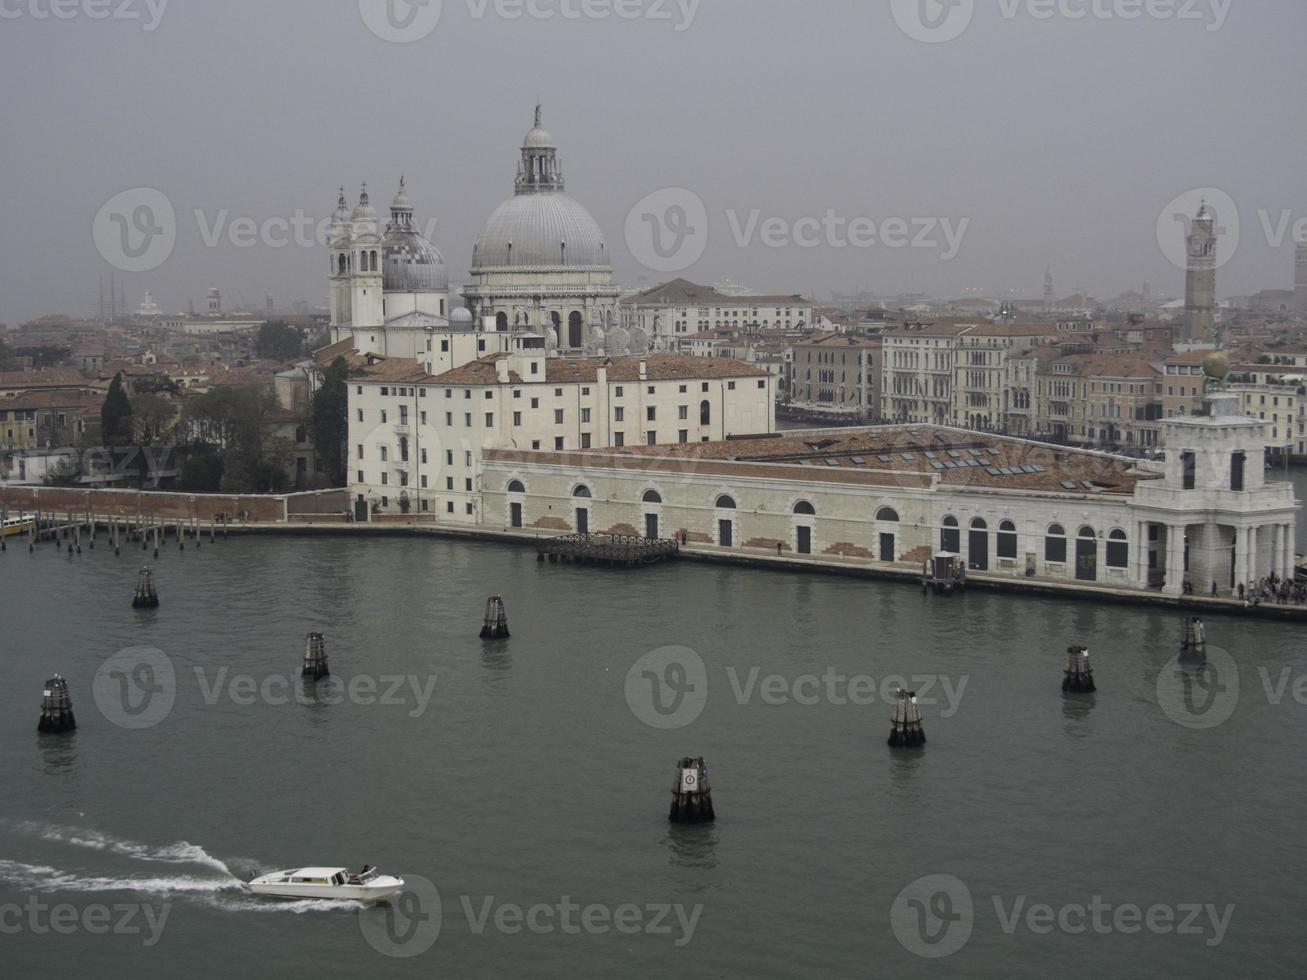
<box><xmin>255</xmin><ymin>321</ymin><xmax>304</xmax><ymax>361</ymax></box>
<box><xmin>101</xmin><ymin>373</ymin><xmax>134</xmax><ymax>446</ymax></box>
<box><xmin>131</xmin><ymin>393</ymin><xmax>178</xmax><ymax>444</ymax></box>
<box><xmin>179</xmin><ymin>385</ymin><xmax>290</xmax><ymax>493</ymax></box>
<box><xmin>0</xmin><ymin>337</ymin><xmax>16</xmax><ymax>371</ymax></box>
<box><xmin>308</xmin><ymin>356</ymin><xmax>349</xmax><ymax>486</ymax></box>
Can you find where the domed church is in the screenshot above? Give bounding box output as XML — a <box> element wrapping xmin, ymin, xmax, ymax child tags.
<box><xmin>462</xmin><ymin>106</ymin><xmax>622</xmax><ymax>352</ymax></box>
<box><xmin>328</xmin><ymin>179</ymin><xmax>451</xmax><ymax>358</ymax></box>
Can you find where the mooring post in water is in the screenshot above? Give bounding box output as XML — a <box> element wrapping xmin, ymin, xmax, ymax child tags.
<box><xmin>177</xmin><ymin>519</ymin><xmax>184</xmax><ymax>551</ymax></box>
<box><xmin>479</xmin><ymin>596</ymin><xmax>510</xmax><ymax>639</ymax></box>
<box><xmin>1</xmin><ymin>504</ymin><xmax>7</xmax><ymax>552</ymax></box>
<box><xmin>152</xmin><ymin>523</ymin><xmax>159</xmax><ymax>559</ymax></box>
<box><xmin>1180</xmin><ymin>618</ymin><xmax>1207</xmax><ymax>663</ymax></box>
<box><xmin>38</xmin><ymin>674</ymin><xmax>76</xmax><ymax>733</ymax></box>
<box><xmin>669</xmin><ymin>757</ymin><xmax>714</xmax><ymax>823</ymax></box>
<box><xmin>302</xmin><ymin>632</ymin><xmax>329</xmax><ymax>680</ymax></box>
<box><xmin>888</xmin><ymin>688</ymin><xmax>926</xmax><ymax>747</ymax></box>
<box><xmin>1062</xmin><ymin>645</ymin><xmax>1096</xmax><ymax>693</ymax></box>
<box><xmin>132</xmin><ymin>566</ymin><xmax>159</xmax><ymax>609</ymax></box>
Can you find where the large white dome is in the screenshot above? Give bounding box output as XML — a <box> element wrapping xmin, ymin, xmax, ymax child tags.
<box><xmin>472</xmin><ymin>193</ymin><xmax>610</xmax><ymax>271</ymax></box>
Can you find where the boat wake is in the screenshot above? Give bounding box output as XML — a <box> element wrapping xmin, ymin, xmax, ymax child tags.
<box><xmin>0</xmin><ymin>822</ymin><xmax>364</xmax><ymax>915</ymax></box>
<box><xmin>10</xmin><ymin>820</ymin><xmax>236</xmax><ymax>875</ymax></box>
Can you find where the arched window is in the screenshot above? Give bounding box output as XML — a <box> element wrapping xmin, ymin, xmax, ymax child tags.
<box><xmin>507</xmin><ymin>480</ymin><xmax>525</xmax><ymax>494</ymax></box>
<box><xmin>495</xmin><ymin>312</ymin><xmax>508</xmax><ymax>332</ymax></box>
<box><xmin>700</xmin><ymin>400</ymin><xmax>711</xmax><ymax>425</ymax></box>
<box><xmin>337</xmin><ymin>254</ymin><xmax>346</xmax><ymax>275</ymax></box>
<box><xmin>1045</xmin><ymin>524</ymin><xmax>1067</xmax><ymax>563</ymax></box>
<box><xmin>793</xmin><ymin>501</ymin><xmax>815</xmax><ymax>516</ymax></box>
<box><xmin>573</xmin><ymin>485</ymin><xmax>592</xmax><ymax>499</ymax></box>
<box><xmin>941</xmin><ymin>515</ymin><xmax>960</xmax><ymax>553</ymax></box>
<box><xmin>970</xmin><ymin>518</ymin><xmax>987</xmax><ymax>530</ymax></box>
<box><xmin>294</xmin><ymin>426</ymin><xmax>306</xmax><ymax>444</ymax></box>
<box><xmin>370</xmin><ymin>250</ymin><xmax>379</xmax><ymax>271</ymax></box>
<box><xmin>568</xmin><ymin>311</ymin><xmax>583</xmax><ymax>349</ymax></box>
<box><xmin>642</xmin><ymin>490</ymin><xmax>662</xmax><ymax>504</ymax></box>
<box><xmin>1079</xmin><ymin>526</ymin><xmax>1096</xmax><ymax>540</ymax></box>
<box><xmin>716</xmin><ymin>495</ymin><xmax>736</xmax><ymax>509</ymax></box>
<box><xmin>1106</xmin><ymin>529</ymin><xmax>1128</xmax><ymax>569</ymax></box>
<box><xmin>997</xmin><ymin>520</ymin><xmax>1017</xmax><ymax>560</ymax></box>
<box><xmin>875</xmin><ymin>507</ymin><xmax>899</xmax><ymax>522</ymax></box>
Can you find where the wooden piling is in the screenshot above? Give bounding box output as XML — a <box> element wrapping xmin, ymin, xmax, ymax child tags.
<box><xmin>479</xmin><ymin>596</ymin><xmax>510</xmax><ymax>639</ymax></box>
<box><xmin>132</xmin><ymin>566</ymin><xmax>160</xmax><ymax>609</ymax></box>
<box><xmin>1062</xmin><ymin>645</ymin><xmax>1096</xmax><ymax>693</ymax></box>
<box><xmin>888</xmin><ymin>688</ymin><xmax>926</xmax><ymax>747</ymax></box>
<box><xmin>669</xmin><ymin>757</ymin><xmax>714</xmax><ymax>823</ymax></box>
<box><xmin>302</xmin><ymin>632</ymin><xmax>329</xmax><ymax>680</ymax></box>
<box><xmin>38</xmin><ymin>675</ymin><xmax>76</xmax><ymax>733</ymax></box>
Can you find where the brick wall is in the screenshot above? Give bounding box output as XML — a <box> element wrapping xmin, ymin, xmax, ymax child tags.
<box><xmin>0</xmin><ymin>487</ymin><xmax>286</xmax><ymax>522</ymax></box>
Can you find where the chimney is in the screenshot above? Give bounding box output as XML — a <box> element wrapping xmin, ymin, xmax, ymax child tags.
<box><xmin>638</xmin><ymin>359</ymin><xmax>648</xmax><ymax>381</ymax></box>
<box><xmin>496</xmin><ymin>356</ymin><xmax>510</xmax><ymax>383</ymax></box>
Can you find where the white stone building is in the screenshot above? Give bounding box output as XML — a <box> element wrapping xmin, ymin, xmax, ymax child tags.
<box><xmin>481</xmin><ymin>392</ymin><xmax>1296</xmax><ymax>598</ymax></box>
<box><xmin>347</xmin><ymin>338</ymin><xmax>775</xmax><ymax>522</ymax></box>
<box><xmin>623</xmin><ymin>278</ymin><xmax>813</xmax><ymax>350</ymax></box>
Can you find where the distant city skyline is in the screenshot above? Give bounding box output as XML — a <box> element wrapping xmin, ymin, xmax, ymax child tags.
<box><xmin>2</xmin><ymin>0</ymin><xmax>1304</xmax><ymax>326</ymax></box>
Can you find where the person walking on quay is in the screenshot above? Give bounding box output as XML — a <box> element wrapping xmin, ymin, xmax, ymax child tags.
<box><xmin>1238</xmin><ymin>582</ymin><xmax>1245</xmax><ymax>601</ymax></box>
<box><xmin>1211</xmin><ymin>581</ymin><xmax>1219</xmax><ymax>598</ymax></box>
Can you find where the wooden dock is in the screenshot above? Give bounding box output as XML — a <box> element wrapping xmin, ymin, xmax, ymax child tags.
<box><xmin>538</xmin><ymin>533</ymin><xmax>679</xmax><ymax>568</ymax></box>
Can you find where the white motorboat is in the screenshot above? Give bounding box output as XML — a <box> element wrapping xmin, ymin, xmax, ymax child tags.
<box><xmin>246</xmin><ymin>866</ymin><xmax>405</xmax><ymax>901</ymax></box>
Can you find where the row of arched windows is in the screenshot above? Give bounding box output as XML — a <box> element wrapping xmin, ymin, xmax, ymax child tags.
<box><xmin>941</xmin><ymin>515</ymin><xmax>1129</xmax><ymax>569</ymax></box>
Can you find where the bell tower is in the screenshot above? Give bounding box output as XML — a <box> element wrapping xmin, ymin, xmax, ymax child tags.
<box><xmin>1183</xmin><ymin>201</ymin><xmax>1217</xmax><ymax>344</ymax></box>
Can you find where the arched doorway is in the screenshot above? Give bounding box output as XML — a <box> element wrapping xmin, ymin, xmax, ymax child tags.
<box><xmin>495</xmin><ymin>311</ymin><xmax>508</xmax><ymax>332</ymax></box>
<box><xmin>969</xmin><ymin>518</ymin><xmax>989</xmax><ymax>571</ymax></box>
<box><xmin>1076</xmin><ymin>526</ymin><xmax>1097</xmax><ymax>581</ymax></box>
<box><xmin>793</xmin><ymin>501</ymin><xmax>815</xmax><ymax>555</ymax></box>
<box><xmin>568</xmin><ymin>311</ymin><xmax>583</xmax><ymax>349</ymax></box>
<box><xmin>573</xmin><ymin>485</ymin><xmax>592</xmax><ymax>534</ymax></box>
<box><xmin>875</xmin><ymin>506</ymin><xmax>899</xmax><ymax>562</ymax></box>
<box><xmin>642</xmin><ymin>489</ymin><xmax>662</xmax><ymax>539</ymax></box>
<box><xmin>507</xmin><ymin>479</ymin><xmax>525</xmax><ymax>528</ymax></box>
<box><xmin>715</xmin><ymin>495</ymin><xmax>736</xmax><ymax>547</ymax></box>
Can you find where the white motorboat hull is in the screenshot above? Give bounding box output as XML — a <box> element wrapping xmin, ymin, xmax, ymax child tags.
<box><xmin>246</xmin><ymin>870</ymin><xmax>405</xmax><ymax>902</ymax></box>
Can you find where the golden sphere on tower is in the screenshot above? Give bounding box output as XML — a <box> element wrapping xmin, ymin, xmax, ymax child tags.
<box><xmin>1202</xmin><ymin>352</ymin><xmax>1230</xmax><ymax>382</ymax></box>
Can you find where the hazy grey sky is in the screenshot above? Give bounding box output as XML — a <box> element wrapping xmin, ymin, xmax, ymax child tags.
<box><xmin>1</xmin><ymin>0</ymin><xmax>1304</xmax><ymax>324</ymax></box>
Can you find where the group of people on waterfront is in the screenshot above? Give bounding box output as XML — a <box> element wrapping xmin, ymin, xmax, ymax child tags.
<box><xmin>1182</xmin><ymin>572</ymin><xmax>1306</xmax><ymax>606</ymax></box>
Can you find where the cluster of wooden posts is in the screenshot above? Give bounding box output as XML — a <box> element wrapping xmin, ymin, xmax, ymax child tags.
<box><xmin>2</xmin><ymin>504</ymin><xmax>229</xmax><ymax>557</ymax></box>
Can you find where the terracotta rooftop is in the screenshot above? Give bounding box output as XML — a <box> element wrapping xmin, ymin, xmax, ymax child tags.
<box><xmin>428</xmin><ymin>354</ymin><xmax>769</xmax><ymax>387</ymax></box>
<box><xmin>583</xmin><ymin>425</ymin><xmax>1155</xmax><ymax>496</ymax></box>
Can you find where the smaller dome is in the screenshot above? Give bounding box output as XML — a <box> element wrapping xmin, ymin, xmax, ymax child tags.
<box><xmin>352</xmin><ymin>184</ymin><xmax>376</xmax><ymax>221</ymax></box>
<box><xmin>451</xmin><ymin>307</ymin><xmax>474</xmax><ymax>326</ymax></box>
<box><xmin>606</xmin><ymin>325</ymin><xmax>630</xmax><ymax>354</ymax></box>
<box><xmin>523</xmin><ymin>126</ymin><xmax>554</xmax><ymax>149</ymax></box>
